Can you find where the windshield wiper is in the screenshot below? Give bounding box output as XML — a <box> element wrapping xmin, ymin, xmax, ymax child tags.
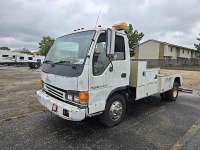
<box><xmin>54</xmin><ymin>60</ymin><xmax>71</xmax><ymax>64</ymax></box>
<box><xmin>43</xmin><ymin>60</ymin><xmax>53</xmax><ymax>63</ymax></box>
<box><xmin>44</xmin><ymin>60</ymin><xmax>73</xmax><ymax>67</ymax></box>
<box><xmin>55</xmin><ymin>60</ymin><xmax>78</xmax><ymax>69</ymax></box>
<box><xmin>43</xmin><ymin>60</ymin><xmax>55</xmax><ymax>67</ymax></box>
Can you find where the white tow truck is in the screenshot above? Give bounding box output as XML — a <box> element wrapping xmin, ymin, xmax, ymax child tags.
<box><xmin>37</xmin><ymin>22</ymin><xmax>183</xmax><ymax>126</ymax></box>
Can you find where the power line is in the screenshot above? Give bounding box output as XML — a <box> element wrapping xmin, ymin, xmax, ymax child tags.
<box><xmin>145</xmin><ymin>19</ymin><xmax>200</xmax><ymax>34</ymax></box>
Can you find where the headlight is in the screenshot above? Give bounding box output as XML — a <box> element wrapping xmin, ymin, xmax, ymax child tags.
<box><xmin>74</xmin><ymin>95</ymin><xmax>79</xmax><ymax>103</ymax></box>
<box><xmin>65</xmin><ymin>92</ymin><xmax>88</xmax><ymax>105</ymax></box>
<box><xmin>68</xmin><ymin>94</ymin><xmax>73</xmax><ymax>101</ymax></box>
<box><xmin>66</xmin><ymin>93</ymin><xmax>78</xmax><ymax>102</ymax></box>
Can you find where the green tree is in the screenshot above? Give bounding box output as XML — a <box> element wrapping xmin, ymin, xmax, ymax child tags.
<box><xmin>127</xmin><ymin>24</ymin><xmax>144</xmax><ymax>57</ymax></box>
<box><xmin>0</xmin><ymin>46</ymin><xmax>11</xmax><ymax>51</ymax></box>
<box><xmin>39</xmin><ymin>36</ymin><xmax>54</xmax><ymax>56</ymax></box>
<box><xmin>194</xmin><ymin>34</ymin><xmax>200</xmax><ymax>58</ymax></box>
<box><xmin>127</xmin><ymin>24</ymin><xmax>144</xmax><ymax>48</ymax></box>
<box><xmin>18</xmin><ymin>48</ymin><xmax>33</xmax><ymax>55</ymax></box>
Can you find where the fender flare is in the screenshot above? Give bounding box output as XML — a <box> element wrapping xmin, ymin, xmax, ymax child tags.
<box><xmin>106</xmin><ymin>86</ymin><xmax>128</xmax><ymax>103</ymax></box>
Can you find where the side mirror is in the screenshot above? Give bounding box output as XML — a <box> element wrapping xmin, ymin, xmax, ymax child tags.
<box><xmin>106</xmin><ymin>28</ymin><xmax>115</xmax><ymax>58</ymax></box>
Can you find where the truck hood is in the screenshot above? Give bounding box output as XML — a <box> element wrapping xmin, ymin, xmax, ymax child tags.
<box><xmin>41</xmin><ymin>71</ymin><xmax>78</xmax><ymax>91</ymax></box>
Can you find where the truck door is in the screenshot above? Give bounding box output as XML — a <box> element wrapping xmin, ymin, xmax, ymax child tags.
<box><xmin>111</xmin><ymin>33</ymin><xmax>130</xmax><ymax>87</ymax></box>
<box><xmin>88</xmin><ymin>31</ymin><xmax>129</xmax><ymax>114</ymax></box>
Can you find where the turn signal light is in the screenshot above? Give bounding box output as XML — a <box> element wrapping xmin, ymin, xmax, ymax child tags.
<box><xmin>39</xmin><ymin>79</ymin><xmax>43</xmax><ymax>89</ymax></box>
<box><xmin>79</xmin><ymin>92</ymin><xmax>89</xmax><ymax>101</ymax></box>
<box><xmin>39</xmin><ymin>79</ymin><xmax>43</xmax><ymax>85</ymax></box>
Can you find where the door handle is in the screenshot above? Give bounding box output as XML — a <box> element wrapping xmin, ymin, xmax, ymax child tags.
<box><xmin>121</xmin><ymin>73</ymin><xmax>126</xmax><ymax>78</ymax></box>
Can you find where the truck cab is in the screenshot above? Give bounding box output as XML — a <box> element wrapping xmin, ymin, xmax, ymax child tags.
<box><xmin>37</xmin><ymin>22</ymin><xmax>182</xmax><ymax>126</ymax></box>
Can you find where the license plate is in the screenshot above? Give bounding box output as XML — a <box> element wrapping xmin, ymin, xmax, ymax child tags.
<box><xmin>52</xmin><ymin>104</ymin><xmax>58</xmax><ymax>112</ymax></box>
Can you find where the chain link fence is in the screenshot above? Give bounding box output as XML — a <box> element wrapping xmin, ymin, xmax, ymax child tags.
<box><xmin>134</xmin><ymin>59</ymin><xmax>200</xmax><ymax>67</ymax></box>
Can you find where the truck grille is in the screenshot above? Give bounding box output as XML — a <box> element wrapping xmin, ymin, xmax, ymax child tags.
<box><xmin>43</xmin><ymin>83</ymin><xmax>66</xmax><ymax>101</ymax></box>
<box><xmin>42</xmin><ymin>83</ymin><xmax>86</xmax><ymax>109</ymax></box>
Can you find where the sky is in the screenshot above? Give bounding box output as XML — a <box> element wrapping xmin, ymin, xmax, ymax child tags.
<box><xmin>0</xmin><ymin>0</ymin><xmax>200</xmax><ymax>51</ymax></box>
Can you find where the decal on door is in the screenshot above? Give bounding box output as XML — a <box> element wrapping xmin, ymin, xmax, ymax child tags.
<box><xmin>90</xmin><ymin>85</ymin><xmax>109</xmax><ymax>90</ymax></box>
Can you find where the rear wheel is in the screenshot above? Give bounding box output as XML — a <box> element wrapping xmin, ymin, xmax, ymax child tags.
<box><xmin>99</xmin><ymin>93</ymin><xmax>126</xmax><ymax>126</ymax></box>
<box><xmin>166</xmin><ymin>82</ymin><xmax>179</xmax><ymax>101</ymax></box>
<box><xmin>160</xmin><ymin>92</ymin><xmax>167</xmax><ymax>100</ymax></box>
<box><xmin>33</xmin><ymin>63</ymin><xmax>40</xmax><ymax>69</ymax></box>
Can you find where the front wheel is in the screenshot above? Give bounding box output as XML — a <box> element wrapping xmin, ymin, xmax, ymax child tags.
<box><xmin>99</xmin><ymin>93</ymin><xmax>126</xmax><ymax>126</ymax></box>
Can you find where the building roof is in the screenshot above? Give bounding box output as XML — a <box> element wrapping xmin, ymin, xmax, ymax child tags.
<box><xmin>138</xmin><ymin>39</ymin><xmax>196</xmax><ymax>51</ymax></box>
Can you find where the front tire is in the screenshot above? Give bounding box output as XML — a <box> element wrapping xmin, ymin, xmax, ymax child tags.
<box><xmin>99</xmin><ymin>93</ymin><xmax>126</xmax><ymax>126</ymax></box>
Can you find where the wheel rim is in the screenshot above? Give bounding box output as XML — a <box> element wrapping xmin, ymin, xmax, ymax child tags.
<box><xmin>173</xmin><ymin>86</ymin><xmax>178</xmax><ymax>98</ymax></box>
<box><xmin>109</xmin><ymin>100</ymin><xmax>123</xmax><ymax>121</ymax></box>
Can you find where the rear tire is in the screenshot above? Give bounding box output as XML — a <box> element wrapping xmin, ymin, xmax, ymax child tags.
<box><xmin>33</xmin><ymin>63</ymin><xmax>39</xmax><ymax>69</ymax></box>
<box><xmin>160</xmin><ymin>92</ymin><xmax>167</xmax><ymax>100</ymax></box>
<box><xmin>166</xmin><ymin>82</ymin><xmax>179</xmax><ymax>101</ymax></box>
<box><xmin>99</xmin><ymin>93</ymin><xmax>126</xmax><ymax>127</ymax></box>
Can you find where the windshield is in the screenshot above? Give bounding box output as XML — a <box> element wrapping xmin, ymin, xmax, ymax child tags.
<box><xmin>45</xmin><ymin>30</ymin><xmax>95</xmax><ymax>64</ymax></box>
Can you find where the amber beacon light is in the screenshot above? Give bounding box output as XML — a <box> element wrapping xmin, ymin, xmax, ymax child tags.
<box><xmin>112</xmin><ymin>22</ymin><xmax>128</xmax><ymax>30</ymax></box>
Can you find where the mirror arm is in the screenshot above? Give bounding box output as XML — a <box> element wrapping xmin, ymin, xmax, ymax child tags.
<box><xmin>108</xmin><ymin>57</ymin><xmax>113</xmax><ymax>72</ymax></box>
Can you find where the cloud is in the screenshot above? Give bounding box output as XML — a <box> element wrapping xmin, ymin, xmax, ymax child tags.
<box><xmin>0</xmin><ymin>0</ymin><xmax>199</xmax><ymax>50</ymax></box>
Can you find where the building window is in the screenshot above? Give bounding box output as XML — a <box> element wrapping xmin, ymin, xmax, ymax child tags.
<box><xmin>182</xmin><ymin>50</ymin><xmax>184</xmax><ymax>54</ymax></box>
<box><xmin>188</xmin><ymin>51</ymin><xmax>189</xmax><ymax>54</ymax></box>
<box><xmin>28</xmin><ymin>57</ymin><xmax>33</xmax><ymax>60</ymax></box>
<box><xmin>2</xmin><ymin>55</ymin><xmax>9</xmax><ymax>57</ymax></box>
<box><xmin>19</xmin><ymin>56</ymin><xmax>24</xmax><ymax>60</ymax></box>
<box><xmin>170</xmin><ymin>47</ymin><xmax>173</xmax><ymax>52</ymax></box>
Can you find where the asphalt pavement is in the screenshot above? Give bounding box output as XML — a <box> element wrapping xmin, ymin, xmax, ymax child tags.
<box><xmin>0</xmin><ymin>67</ymin><xmax>200</xmax><ymax>150</ymax></box>
<box><xmin>1</xmin><ymin>93</ymin><xmax>200</xmax><ymax>150</ymax></box>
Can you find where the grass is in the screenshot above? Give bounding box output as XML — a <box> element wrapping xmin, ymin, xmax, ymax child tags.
<box><xmin>148</xmin><ymin>66</ymin><xmax>200</xmax><ymax>71</ymax></box>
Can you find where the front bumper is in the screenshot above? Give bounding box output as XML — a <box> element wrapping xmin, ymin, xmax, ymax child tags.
<box><xmin>37</xmin><ymin>90</ymin><xmax>86</xmax><ymax>121</ymax></box>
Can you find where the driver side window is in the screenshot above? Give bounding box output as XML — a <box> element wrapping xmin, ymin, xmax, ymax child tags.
<box><xmin>93</xmin><ymin>33</ymin><xmax>110</xmax><ymax>76</ymax></box>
